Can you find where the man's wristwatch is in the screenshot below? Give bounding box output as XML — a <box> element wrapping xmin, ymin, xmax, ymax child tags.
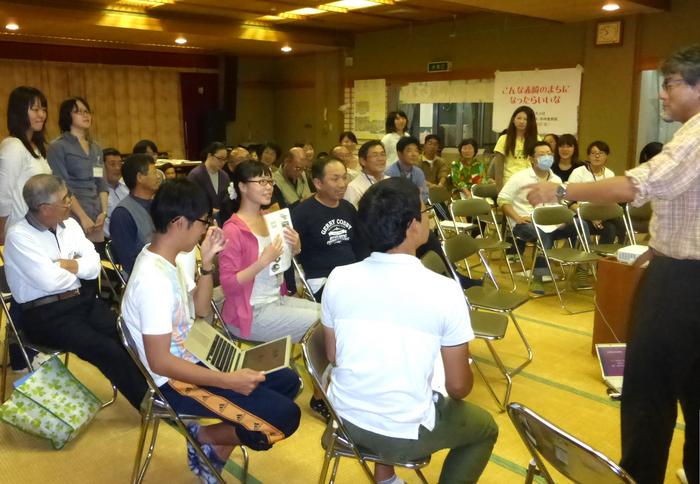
<box><xmin>555</xmin><ymin>183</ymin><xmax>568</xmax><ymax>202</ymax></box>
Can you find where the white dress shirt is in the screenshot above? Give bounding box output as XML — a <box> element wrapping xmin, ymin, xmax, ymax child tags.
<box><xmin>4</xmin><ymin>214</ymin><xmax>101</xmax><ymax>303</ymax></box>
<box><xmin>344</xmin><ymin>171</ymin><xmax>385</xmax><ymax>208</ymax></box>
<box><xmin>497</xmin><ymin>167</ymin><xmax>563</xmax><ymax>232</ymax></box>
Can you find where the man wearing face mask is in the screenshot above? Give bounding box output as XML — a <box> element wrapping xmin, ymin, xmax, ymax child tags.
<box><xmin>497</xmin><ymin>141</ymin><xmax>579</xmax><ymax>295</ymax></box>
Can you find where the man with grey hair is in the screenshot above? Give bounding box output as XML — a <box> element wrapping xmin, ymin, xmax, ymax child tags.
<box><xmin>527</xmin><ymin>44</ymin><xmax>700</xmax><ymax>484</ymax></box>
<box><xmin>3</xmin><ymin>174</ymin><xmax>146</xmax><ymax>409</ymax></box>
<box><xmin>223</xmin><ymin>146</ymin><xmax>249</xmax><ymax>181</ymax></box>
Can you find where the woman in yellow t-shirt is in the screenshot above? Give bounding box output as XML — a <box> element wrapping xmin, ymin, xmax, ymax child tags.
<box><xmin>493</xmin><ymin>105</ymin><xmax>539</xmax><ymax>190</ymax></box>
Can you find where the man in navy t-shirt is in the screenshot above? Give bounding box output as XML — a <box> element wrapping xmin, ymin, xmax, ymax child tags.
<box><xmin>292</xmin><ymin>156</ymin><xmax>366</xmax><ymax>300</ymax></box>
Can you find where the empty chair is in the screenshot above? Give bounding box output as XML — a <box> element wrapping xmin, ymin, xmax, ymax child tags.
<box><xmin>624</xmin><ymin>202</ymin><xmax>652</xmax><ymax>245</ymax></box>
<box><xmin>300</xmin><ymin>322</ymin><xmax>430</xmax><ymax>483</ymax></box>
<box><xmin>576</xmin><ymin>203</ymin><xmax>630</xmax><ymax>256</ymax></box>
<box><xmin>507</xmin><ymin>402</ymin><xmax>635</xmax><ymax>484</ymax></box>
<box><xmin>531</xmin><ymin>206</ymin><xmax>601</xmax><ymax>313</ymax></box>
<box><xmin>427</xmin><ymin>185</ymin><xmax>474</xmax><ymax>240</ymax></box>
<box><xmin>442</xmin><ymin>235</ymin><xmax>533</xmax><ymax>410</ymax></box>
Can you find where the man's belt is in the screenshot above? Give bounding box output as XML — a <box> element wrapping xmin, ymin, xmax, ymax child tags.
<box><xmin>21</xmin><ymin>289</ymin><xmax>81</xmax><ymax>310</ymax></box>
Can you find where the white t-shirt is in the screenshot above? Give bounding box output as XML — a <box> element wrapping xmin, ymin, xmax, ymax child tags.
<box><xmin>321</xmin><ymin>252</ymin><xmax>473</xmax><ymax>439</ymax></box>
<box><xmin>121</xmin><ymin>246</ymin><xmax>199</xmax><ymax>387</ymax></box>
<box><xmin>568</xmin><ymin>165</ymin><xmax>615</xmax><ymax>183</ymax></box>
<box><xmin>0</xmin><ymin>137</ymin><xmax>51</xmax><ymax>234</ymax></box>
<box><xmin>250</xmin><ymin>234</ymin><xmax>282</xmax><ymax>306</ymax></box>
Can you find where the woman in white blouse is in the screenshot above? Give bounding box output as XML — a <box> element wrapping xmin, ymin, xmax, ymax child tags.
<box><xmin>570</xmin><ymin>140</ymin><xmax>626</xmax><ymax>243</ymax></box>
<box><xmin>380</xmin><ymin>110</ymin><xmax>409</xmax><ymax>164</ymax></box>
<box><xmin>0</xmin><ymin>86</ymin><xmax>51</xmax><ymax>244</ymax></box>
<box><xmin>0</xmin><ymin>85</ymin><xmax>51</xmax><ymax>372</ymax></box>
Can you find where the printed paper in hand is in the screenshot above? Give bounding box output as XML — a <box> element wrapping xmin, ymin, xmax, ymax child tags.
<box><xmin>264</xmin><ymin>208</ymin><xmax>293</xmax><ymax>275</ymax></box>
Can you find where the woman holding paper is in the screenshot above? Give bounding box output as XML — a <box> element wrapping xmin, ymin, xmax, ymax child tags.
<box><xmin>219</xmin><ymin>160</ymin><xmax>319</xmax><ymax>345</ymax></box>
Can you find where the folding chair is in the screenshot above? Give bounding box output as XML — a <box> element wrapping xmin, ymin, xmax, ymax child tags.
<box><xmin>427</xmin><ymin>185</ymin><xmax>474</xmax><ymax>241</ymax></box>
<box><xmin>507</xmin><ymin>402</ymin><xmax>636</xmax><ymax>484</ymax></box>
<box><xmin>576</xmin><ymin>203</ymin><xmax>630</xmax><ymax>256</ymax></box>
<box><xmin>292</xmin><ymin>256</ymin><xmax>317</xmax><ymax>303</ymax></box>
<box><xmin>104</xmin><ymin>240</ymin><xmax>128</xmax><ymax>289</ymax></box>
<box><xmin>450</xmin><ymin>198</ymin><xmax>517</xmax><ymax>290</ymax></box>
<box><xmin>0</xmin><ymin>265</ymin><xmax>117</xmax><ymax>407</ymax></box>
<box><xmin>115</xmin><ymin>315</ymin><xmax>249</xmax><ymax>484</ymax></box>
<box><xmin>420</xmin><ymin>250</ymin><xmax>511</xmax><ymax>412</ymax></box>
<box><xmin>624</xmin><ymin>202</ymin><xmax>652</xmax><ymax>245</ymax></box>
<box><xmin>300</xmin><ymin>322</ymin><xmax>431</xmax><ymax>484</ymax></box>
<box><xmin>531</xmin><ymin>206</ymin><xmax>601</xmax><ymax>313</ymax></box>
<box><xmin>441</xmin><ymin>235</ymin><xmax>533</xmax><ymax>410</ymax></box>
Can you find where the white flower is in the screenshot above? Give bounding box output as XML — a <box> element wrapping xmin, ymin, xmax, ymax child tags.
<box><xmin>228</xmin><ymin>181</ymin><xmax>238</xmax><ymax>201</ymax></box>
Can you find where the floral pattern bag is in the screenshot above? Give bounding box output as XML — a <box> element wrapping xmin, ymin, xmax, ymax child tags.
<box><xmin>0</xmin><ymin>356</ymin><xmax>102</xmax><ymax>449</ymax></box>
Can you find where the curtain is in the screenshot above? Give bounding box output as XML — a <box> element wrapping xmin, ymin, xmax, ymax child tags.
<box><xmin>0</xmin><ymin>59</ymin><xmax>185</xmax><ymax>158</ymax></box>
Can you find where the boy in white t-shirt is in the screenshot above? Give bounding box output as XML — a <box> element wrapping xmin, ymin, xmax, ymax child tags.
<box><xmin>121</xmin><ymin>179</ymin><xmax>300</xmax><ymax>483</ymax></box>
<box><xmin>322</xmin><ymin>177</ymin><xmax>498</xmax><ymax>484</ymax></box>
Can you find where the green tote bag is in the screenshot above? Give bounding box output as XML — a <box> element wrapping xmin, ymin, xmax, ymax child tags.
<box><xmin>0</xmin><ymin>355</ymin><xmax>103</xmax><ymax>449</ymax></box>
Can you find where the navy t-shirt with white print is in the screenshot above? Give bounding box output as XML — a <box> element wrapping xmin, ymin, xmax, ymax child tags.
<box><xmin>292</xmin><ymin>197</ymin><xmax>359</xmax><ymax>279</ymax></box>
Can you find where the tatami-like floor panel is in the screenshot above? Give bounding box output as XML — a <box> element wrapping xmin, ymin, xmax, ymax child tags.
<box><xmin>0</xmin><ymin>265</ymin><xmax>685</xmax><ymax>483</ymax></box>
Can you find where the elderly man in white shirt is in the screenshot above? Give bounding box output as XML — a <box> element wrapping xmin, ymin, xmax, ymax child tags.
<box><xmin>497</xmin><ymin>140</ymin><xmax>580</xmax><ymax>294</ymax></box>
<box><xmin>3</xmin><ymin>174</ymin><xmax>146</xmax><ymax>409</ymax></box>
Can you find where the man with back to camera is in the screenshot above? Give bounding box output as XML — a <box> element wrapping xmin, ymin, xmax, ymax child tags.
<box><xmin>526</xmin><ymin>44</ymin><xmax>700</xmax><ymax>484</ymax></box>
<box><xmin>109</xmin><ymin>153</ymin><xmax>161</xmax><ymax>275</ymax></box>
<box><xmin>385</xmin><ymin>136</ymin><xmax>428</xmax><ymax>201</ymax></box>
<box><xmin>292</xmin><ymin>156</ymin><xmax>365</xmax><ymax>300</ymax></box>
<box><xmin>322</xmin><ymin>177</ymin><xmax>498</xmax><ymax>484</ymax></box>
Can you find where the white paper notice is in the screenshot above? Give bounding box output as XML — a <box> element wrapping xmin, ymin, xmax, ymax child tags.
<box><xmin>263</xmin><ymin>208</ymin><xmax>293</xmax><ymax>275</ymax></box>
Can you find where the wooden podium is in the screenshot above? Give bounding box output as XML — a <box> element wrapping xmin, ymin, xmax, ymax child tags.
<box><xmin>591</xmin><ymin>258</ymin><xmax>646</xmax><ymax>354</ymax></box>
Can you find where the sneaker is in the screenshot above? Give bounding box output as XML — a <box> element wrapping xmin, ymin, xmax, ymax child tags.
<box><xmin>309</xmin><ymin>396</ymin><xmax>331</xmax><ymax>423</ymax></box>
<box><xmin>529</xmin><ymin>280</ymin><xmax>545</xmax><ymax>296</ymax></box>
<box><xmin>197</xmin><ymin>443</ymin><xmax>226</xmax><ymax>484</ymax></box>
<box><xmin>186</xmin><ymin>422</ymin><xmax>201</xmax><ymax>474</ymax></box>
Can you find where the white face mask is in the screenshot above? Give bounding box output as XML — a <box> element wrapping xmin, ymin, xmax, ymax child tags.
<box><xmin>537</xmin><ymin>154</ymin><xmax>554</xmax><ymax>171</ymax></box>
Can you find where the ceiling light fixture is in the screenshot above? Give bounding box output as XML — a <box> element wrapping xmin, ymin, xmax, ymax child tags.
<box><xmin>324</xmin><ymin>0</ymin><xmax>380</xmax><ymax>9</ymax></box>
<box><xmin>281</xmin><ymin>45</ymin><xmax>292</xmax><ymax>53</ymax></box>
<box><xmin>174</xmin><ymin>36</ymin><xmax>187</xmax><ymax>45</ymax></box>
<box><xmin>5</xmin><ymin>22</ymin><xmax>19</xmax><ymax>31</ymax></box>
<box><xmin>286</xmin><ymin>8</ymin><xmax>324</xmax><ymax>15</ymax></box>
<box><xmin>602</xmin><ymin>2</ymin><xmax>620</xmax><ymax>11</ymax></box>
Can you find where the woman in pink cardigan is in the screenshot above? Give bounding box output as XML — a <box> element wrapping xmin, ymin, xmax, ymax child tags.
<box><xmin>220</xmin><ymin>159</ymin><xmax>329</xmax><ymax>420</ymax></box>
<box><xmin>219</xmin><ymin>159</ymin><xmax>319</xmax><ymax>344</ymax></box>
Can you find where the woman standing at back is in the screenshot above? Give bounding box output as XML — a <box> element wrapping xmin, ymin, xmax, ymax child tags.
<box><xmin>0</xmin><ymin>86</ymin><xmax>51</xmax><ymax>243</ymax></box>
<box><xmin>0</xmin><ymin>86</ymin><xmax>51</xmax><ymax>372</ymax></box>
<box><xmin>47</xmin><ymin>97</ymin><xmax>108</xmax><ymax>244</ymax></box>
<box><xmin>492</xmin><ymin>105</ymin><xmax>539</xmax><ymax>190</ymax></box>
<box><xmin>381</xmin><ymin>110</ymin><xmax>410</xmax><ymax>165</ymax></box>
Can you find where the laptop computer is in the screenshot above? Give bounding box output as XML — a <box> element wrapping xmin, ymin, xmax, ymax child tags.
<box><xmin>595</xmin><ymin>343</ymin><xmax>626</xmax><ymax>394</ymax></box>
<box><xmin>184</xmin><ymin>319</ymin><xmax>292</xmax><ymax>374</ymax></box>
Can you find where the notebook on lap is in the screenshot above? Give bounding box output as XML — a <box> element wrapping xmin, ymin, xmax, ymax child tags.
<box><xmin>185</xmin><ymin>319</ymin><xmax>292</xmax><ymax>374</ymax></box>
<box><xmin>595</xmin><ymin>343</ymin><xmax>626</xmax><ymax>394</ymax></box>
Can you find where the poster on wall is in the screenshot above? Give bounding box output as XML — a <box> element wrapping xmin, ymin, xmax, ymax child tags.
<box><xmin>353</xmin><ymin>79</ymin><xmax>386</xmax><ymax>139</ymax></box>
<box><xmin>492</xmin><ymin>66</ymin><xmax>583</xmax><ymax>134</ymax></box>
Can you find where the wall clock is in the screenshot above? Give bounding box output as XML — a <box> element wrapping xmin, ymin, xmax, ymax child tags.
<box><xmin>596</xmin><ymin>20</ymin><xmax>623</xmax><ymax>46</ymax></box>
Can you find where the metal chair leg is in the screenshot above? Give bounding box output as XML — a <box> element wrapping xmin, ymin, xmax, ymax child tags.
<box><xmin>0</xmin><ymin>333</ymin><xmax>9</xmax><ymax>403</ymax></box>
<box><xmin>239</xmin><ymin>445</ymin><xmax>249</xmax><ymax>484</ymax></box>
<box><xmin>136</xmin><ymin>417</ymin><xmax>161</xmax><ymax>484</ymax></box>
<box><xmin>131</xmin><ymin>397</ymin><xmax>154</xmax><ymax>484</ymax></box>
<box><xmin>101</xmin><ymin>384</ymin><xmax>118</xmax><ymax>408</ymax></box>
<box><xmin>415</xmin><ymin>467</ymin><xmax>429</xmax><ymax>484</ymax></box>
<box><xmin>319</xmin><ymin>434</ymin><xmax>336</xmax><ymax>484</ymax></box>
<box><xmin>328</xmin><ymin>455</ymin><xmax>342</xmax><ymax>484</ymax></box>
<box><xmin>508</xmin><ymin>312</ymin><xmax>534</xmax><ymax>376</ymax></box>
